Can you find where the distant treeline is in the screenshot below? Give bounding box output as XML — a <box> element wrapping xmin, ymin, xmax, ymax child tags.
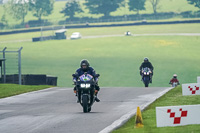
<box><xmin>0</xmin><ymin>0</ymin><xmax>199</xmax><ymax>29</ymax></box>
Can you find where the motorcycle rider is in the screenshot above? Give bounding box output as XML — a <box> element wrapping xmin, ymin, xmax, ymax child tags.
<box><xmin>73</xmin><ymin>59</ymin><xmax>100</xmax><ymax>102</ymax></box>
<box><xmin>169</xmin><ymin>74</ymin><xmax>180</xmax><ymax>86</ymax></box>
<box><xmin>139</xmin><ymin>57</ymin><xmax>154</xmax><ymax>83</ymax></box>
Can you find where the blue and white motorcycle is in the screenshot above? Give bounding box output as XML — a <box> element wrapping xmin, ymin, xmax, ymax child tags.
<box><xmin>141</xmin><ymin>67</ymin><xmax>152</xmax><ymax>87</ymax></box>
<box><xmin>73</xmin><ymin>73</ymin><xmax>99</xmax><ymax>113</ymax></box>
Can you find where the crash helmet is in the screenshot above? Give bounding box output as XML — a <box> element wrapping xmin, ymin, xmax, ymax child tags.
<box><xmin>173</xmin><ymin>74</ymin><xmax>177</xmax><ymax>78</ymax></box>
<box><xmin>144</xmin><ymin>57</ymin><xmax>149</xmax><ymax>63</ymax></box>
<box><xmin>80</xmin><ymin>59</ymin><xmax>90</xmax><ymax>71</ymax></box>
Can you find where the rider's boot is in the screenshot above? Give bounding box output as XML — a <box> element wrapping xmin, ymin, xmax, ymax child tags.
<box><xmin>73</xmin><ymin>86</ymin><xmax>78</xmax><ymax>96</ymax></box>
<box><xmin>95</xmin><ymin>90</ymin><xmax>100</xmax><ymax>102</ymax></box>
<box><xmin>77</xmin><ymin>99</ymin><xmax>80</xmax><ymax>103</ymax></box>
<box><xmin>140</xmin><ymin>71</ymin><xmax>143</xmax><ymax>81</ymax></box>
<box><xmin>73</xmin><ymin>87</ymin><xmax>79</xmax><ymax>102</ymax></box>
<box><xmin>74</xmin><ymin>90</ymin><xmax>77</xmax><ymax>95</ymax></box>
<box><xmin>77</xmin><ymin>95</ymin><xmax>81</xmax><ymax>103</ymax></box>
<box><xmin>150</xmin><ymin>75</ymin><xmax>152</xmax><ymax>83</ymax></box>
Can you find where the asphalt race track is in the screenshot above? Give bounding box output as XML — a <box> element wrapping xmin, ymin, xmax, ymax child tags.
<box><xmin>0</xmin><ymin>87</ymin><xmax>172</xmax><ymax>133</ymax></box>
<box><xmin>1</xmin><ymin>33</ymin><xmax>200</xmax><ymax>44</ymax></box>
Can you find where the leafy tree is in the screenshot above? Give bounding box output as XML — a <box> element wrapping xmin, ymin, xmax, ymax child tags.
<box><xmin>29</xmin><ymin>0</ymin><xmax>54</xmax><ymax>21</ymax></box>
<box><xmin>149</xmin><ymin>0</ymin><xmax>160</xmax><ymax>14</ymax></box>
<box><xmin>84</xmin><ymin>0</ymin><xmax>124</xmax><ymax>17</ymax></box>
<box><xmin>60</xmin><ymin>0</ymin><xmax>83</xmax><ymax>20</ymax></box>
<box><xmin>1</xmin><ymin>14</ymin><xmax>8</xmax><ymax>25</ymax></box>
<box><xmin>128</xmin><ymin>0</ymin><xmax>146</xmax><ymax>15</ymax></box>
<box><xmin>7</xmin><ymin>0</ymin><xmax>29</xmax><ymax>24</ymax></box>
<box><xmin>187</xmin><ymin>0</ymin><xmax>200</xmax><ymax>9</ymax></box>
<box><xmin>1</xmin><ymin>5</ymin><xmax>7</xmax><ymax>25</ymax></box>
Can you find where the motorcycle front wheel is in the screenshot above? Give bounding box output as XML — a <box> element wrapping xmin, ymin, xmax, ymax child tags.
<box><xmin>88</xmin><ymin>107</ymin><xmax>91</xmax><ymax>112</ymax></box>
<box><xmin>82</xmin><ymin>95</ymin><xmax>88</xmax><ymax>113</ymax></box>
<box><xmin>144</xmin><ymin>76</ymin><xmax>150</xmax><ymax>87</ymax></box>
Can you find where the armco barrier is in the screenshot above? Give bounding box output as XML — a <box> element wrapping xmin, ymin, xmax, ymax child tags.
<box><xmin>23</xmin><ymin>74</ymin><xmax>47</xmax><ymax>85</ymax></box>
<box><xmin>5</xmin><ymin>74</ymin><xmax>57</xmax><ymax>86</ymax></box>
<box><xmin>32</xmin><ymin>36</ymin><xmax>56</xmax><ymax>42</ymax></box>
<box><xmin>46</xmin><ymin>75</ymin><xmax>57</xmax><ymax>86</ymax></box>
<box><xmin>32</xmin><ymin>37</ymin><xmax>41</xmax><ymax>42</ymax></box>
<box><xmin>5</xmin><ymin>74</ymin><xmax>19</xmax><ymax>84</ymax></box>
<box><xmin>156</xmin><ymin>104</ymin><xmax>200</xmax><ymax>127</ymax></box>
<box><xmin>1</xmin><ymin>20</ymin><xmax>200</xmax><ymax>36</ymax></box>
<box><xmin>0</xmin><ymin>28</ymin><xmax>40</xmax><ymax>35</ymax></box>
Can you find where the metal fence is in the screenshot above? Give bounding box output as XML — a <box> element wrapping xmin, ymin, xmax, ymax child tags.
<box><xmin>0</xmin><ymin>47</ymin><xmax>23</xmax><ymax>85</ymax></box>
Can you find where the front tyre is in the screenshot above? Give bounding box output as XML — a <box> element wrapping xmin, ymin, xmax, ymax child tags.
<box><xmin>144</xmin><ymin>76</ymin><xmax>149</xmax><ymax>87</ymax></box>
<box><xmin>88</xmin><ymin>107</ymin><xmax>91</xmax><ymax>112</ymax></box>
<box><xmin>82</xmin><ymin>95</ymin><xmax>88</xmax><ymax>113</ymax></box>
<box><xmin>145</xmin><ymin>83</ymin><xmax>149</xmax><ymax>87</ymax></box>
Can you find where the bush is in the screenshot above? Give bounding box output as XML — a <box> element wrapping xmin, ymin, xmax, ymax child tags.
<box><xmin>0</xmin><ymin>22</ymin><xmax>5</xmax><ymax>29</ymax></box>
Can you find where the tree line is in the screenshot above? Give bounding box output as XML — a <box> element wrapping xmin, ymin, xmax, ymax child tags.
<box><xmin>1</xmin><ymin>0</ymin><xmax>199</xmax><ymax>25</ymax></box>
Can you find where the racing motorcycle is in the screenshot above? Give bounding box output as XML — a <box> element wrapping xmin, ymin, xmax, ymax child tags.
<box><xmin>72</xmin><ymin>73</ymin><xmax>99</xmax><ymax>113</ymax></box>
<box><xmin>141</xmin><ymin>67</ymin><xmax>152</xmax><ymax>87</ymax></box>
<box><xmin>170</xmin><ymin>82</ymin><xmax>179</xmax><ymax>87</ymax></box>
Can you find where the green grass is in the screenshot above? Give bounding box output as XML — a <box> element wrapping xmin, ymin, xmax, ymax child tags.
<box><xmin>0</xmin><ymin>84</ymin><xmax>52</xmax><ymax>98</ymax></box>
<box><xmin>112</xmin><ymin>86</ymin><xmax>200</xmax><ymax>133</ymax></box>
<box><xmin>0</xmin><ymin>0</ymin><xmax>199</xmax><ymax>26</ymax></box>
<box><xmin>0</xmin><ymin>24</ymin><xmax>200</xmax><ymax>87</ymax></box>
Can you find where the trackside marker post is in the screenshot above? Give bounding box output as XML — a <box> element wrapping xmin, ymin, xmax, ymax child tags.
<box><xmin>182</xmin><ymin>83</ymin><xmax>200</xmax><ymax>96</ymax></box>
<box><xmin>197</xmin><ymin>76</ymin><xmax>200</xmax><ymax>83</ymax></box>
<box><xmin>135</xmin><ymin>106</ymin><xmax>144</xmax><ymax>128</ymax></box>
<box><xmin>156</xmin><ymin>105</ymin><xmax>200</xmax><ymax>127</ymax></box>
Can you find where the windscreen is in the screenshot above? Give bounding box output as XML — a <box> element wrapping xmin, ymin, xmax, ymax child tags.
<box><xmin>79</xmin><ymin>74</ymin><xmax>93</xmax><ymax>81</ymax></box>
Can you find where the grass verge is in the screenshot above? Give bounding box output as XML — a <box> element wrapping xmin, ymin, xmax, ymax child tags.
<box><xmin>0</xmin><ymin>24</ymin><xmax>200</xmax><ymax>87</ymax></box>
<box><xmin>0</xmin><ymin>84</ymin><xmax>53</xmax><ymax>99</ymax></box>
<box><xmin>112</xmin><ymin>86</ymin><xmax>200</xmax><ymax>133</ymax></box>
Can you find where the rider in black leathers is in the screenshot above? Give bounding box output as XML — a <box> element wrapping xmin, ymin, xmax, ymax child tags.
<box><xmin>72</xmin><ymin>59</ymin><xmax>100</xmax><ymax>102</ymax></box>
<box><xmin>139</xmin><ymin>57</ymin><xmax>154</xmax><ymax>83</ymax></box>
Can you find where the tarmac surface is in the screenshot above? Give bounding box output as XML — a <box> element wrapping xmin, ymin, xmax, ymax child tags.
<box><xmin>0</xmin><ymin>87</ymin><xmax>172</xmax><ymax>133</ymax></box>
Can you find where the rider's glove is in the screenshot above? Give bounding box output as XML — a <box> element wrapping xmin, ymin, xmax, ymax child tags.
<box><xmin>95</xmin><ymin>78</ymin><xmax>99</xmax><ymax>82</ymax></box>
<box><xmin>73</xmin><ymin>79</ymin><xmax>77</xmax><ymax>83</ymax></box>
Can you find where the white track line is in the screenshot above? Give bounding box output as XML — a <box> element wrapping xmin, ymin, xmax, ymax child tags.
<box><xmin>99</xmin><ymin>87</ymin><xmax>173</xmax><ymax>133</ymax></box>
